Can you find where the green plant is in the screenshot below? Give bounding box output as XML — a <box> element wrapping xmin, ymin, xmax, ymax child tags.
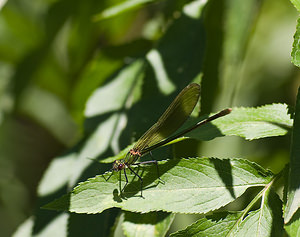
<box><xmin>2</xmin><ymin>0</ymin><xmax>298</xmax><ymax>236</ymax></box>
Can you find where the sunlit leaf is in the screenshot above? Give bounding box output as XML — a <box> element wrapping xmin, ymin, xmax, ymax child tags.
<box><xmin>290</xmin><ymin>0</ymin><xmax>300</xmax><ymax>12</ymax></box>
<box><xmin>44</xmin><ymin>157</ymin><xmax>273</xmax><ymax>214</ymax></box>
<box><xmin>187</xmin><ymin>104</ymin><xmax>292</xmax><ymax>141</ymax></box>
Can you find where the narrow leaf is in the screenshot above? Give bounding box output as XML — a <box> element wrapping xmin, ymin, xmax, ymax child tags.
<box><xmin>44</xmin><ymin>157</ymin><xmax>273</xmax><ymax>214</ymax></box>
<box><xmin>292</xmin><ymin>17</ymin><xmax>300</xmax><ymax>67</ymax></box>
<box><xmin>285</xmin><ymin>87</ymin><xmax>300</xmax><ymax>223</ymax></box>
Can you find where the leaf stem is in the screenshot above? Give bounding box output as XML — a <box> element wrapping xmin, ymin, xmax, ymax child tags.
<box><xmin>228</xmin><ymin>171</ymin><xmax>281</xmax><ymax>235</ymax></box>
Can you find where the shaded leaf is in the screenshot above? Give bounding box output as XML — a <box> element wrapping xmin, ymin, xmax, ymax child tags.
<box><xmin>68</xmin><ymin>209</ymin><xmax>119</xmax><ymax>237</ymax></box>
<box><xmin>19</xmin><ymin>86</ymin><xmax>78</xmax><ymax>146</ymax></box>
<box><xmin>171</xmin><ymin>189</ymin><xmax>282</xmax><ymax>237</ymax></box>
<box><xmin>284</xmin><ymin>87</ymin><xmax>300</xmax><ymax>223</ymax></box>
<box><xmin>284</xmin><ymin>209</ymin><xmax>300</xmax><ymax>236</ymax></box>
<box><xmin>123</xmin><ymin>211</ymin><xmax>175</xmax><ymax>237</ymax></box>
<box><xmin>170</xmin><ymin>212</ymin><xmax>242</xmax><ymax>237</ymax></box>
<box><xmin>233</xmin><ymin>189</ymin><xmax>283</xmax><ymax>237</ymax></box>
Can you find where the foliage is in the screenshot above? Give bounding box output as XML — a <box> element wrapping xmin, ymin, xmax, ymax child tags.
<box><xmin>0</xmin><ymin>0</ymin><xmax>298</xmax><ymax>236</ymax></box>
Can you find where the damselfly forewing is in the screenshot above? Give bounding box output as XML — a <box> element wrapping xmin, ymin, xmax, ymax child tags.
<box><xmin>107</xmin><ymin>83</ymin><xmax>231</xmax><ymax>196</ymax></box>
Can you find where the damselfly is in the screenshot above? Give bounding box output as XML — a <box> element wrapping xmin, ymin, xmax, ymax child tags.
<box><xmin>108</xmin><ymin>83</ymin><xmax>231</xmax><ymax>196</ymax></box>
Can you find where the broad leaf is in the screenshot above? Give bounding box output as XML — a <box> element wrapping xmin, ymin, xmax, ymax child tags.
<box><xmin>44</xmin><ymin>157</ymin><xmax>273</xmax><ymax>214</ymax></box>
<box><xmin>171</xmin><ymin>186</ymin><xmax>283</xmax><ymax>236</ymax></box>
<box><xmin>100</xmin><ymin>103</ymin><xmax>292</xmax><ymax>164</ymax></box>
<box><xmin>187</xmin><ymin>104</ymin><xmax>292</xmax><ymax>141</ymax></box>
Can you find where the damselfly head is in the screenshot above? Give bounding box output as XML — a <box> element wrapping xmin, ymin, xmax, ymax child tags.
<box><xmin>112</xmin><ymin>159</ymin><xmax>126</xmax><ymax>171</ymax></box>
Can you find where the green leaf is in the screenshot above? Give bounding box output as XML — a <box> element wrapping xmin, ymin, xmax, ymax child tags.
<box><xmin>85</xmin><ymin>59</ymin><xmax>144</xmax><ymax>118</ymax></box>
<box><xmin>11</xmin><ymin>217</ymin><xmax>34</xmax><ymax>237</ymax></box>
<box><xmin>44</xmin><ymin>157</ymin><xmax>273</xmax><ymax>214</ymax></box>
<box><xmin>171</xmin><ymin>189</ymin><xmax>283</xmax><ymax>237</ymax></box>
<box><xmin>65</xmin><ymin>60</ymin><xmax>145</xmax><ymax>185</ymax></box>
<box><xmin>123</xmin><ymin>211</ymin><xmax>175</xmax><ymax>237</ymax></box>
<box><xmin>292</xmin><ymin>17</ymin><xmax>300</xmax><ymax>67</ymax></box>
<box><xmin>93</xmin><ymin>0</ymin><xmax>157</xmax><ymax>21</ymax></box>
<box><xmin>12</xmin><ymin>213</ymin><xmax>69</xmax><ymax>237</ymax></box>
<box><xmin>170</xmin><ymin>212</ymin><xmax>243</xmax><ymax>237</ymax></box>
<box><xmin>69</xmin><ymin>113</ymin><xmax>121</xmax><ymax>186</ymax></box>
<box><xmin>100</xmin><ymin>103</ymin><xmax>291</xmax><ymax>164</ymax></box>
<box><xmin>201</xmin><ymin>0</ymin><xmax>261</xmax><ymax>113</ymax></box>
<box><xmin>290</xmin><ymin>0</ymin><xmax>300</xmax><ymax>12</ymax></box>
<box><xmin>284</xmin><ymin>209</ymin><xmax>300</xmax><ymax>236</ymax></box>
<box><xmin>72</xmin><ymin>53</ymin><xmax>123</xmax><ymax>122</ymax></box>
<box><xmin>187</xmin><ymin>104</ymin><xmax>292</xmax><ymax>141</ymax></box>
<box><xmin>38</xmin><ymin>152</ymin><xmax>76</xmax><ymax>196</ymax></box>
<box><xmin>19</xmin><ymin>86</ymin><xmax>78</xmax><ymax>146</ymax></box>
<box><xmin>284</xmin><ymin>87</ymin><xmax>300</xmax><ymax>223</ymax></box>
<box><xmin>232</xmin><ymin>189</ymin><xmax>283</xmax><ymax>237</ymax></box>
<box><xmin>68</xmin><ymin>209</ymin><xmax>119</xmax><ymax>237</ymax></box>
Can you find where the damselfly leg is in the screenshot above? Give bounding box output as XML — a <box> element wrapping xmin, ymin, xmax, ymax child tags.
<box><xmin>132</xmin><ymin>159</ymin><xmax>164</xmax><ymax>184</ymax></box>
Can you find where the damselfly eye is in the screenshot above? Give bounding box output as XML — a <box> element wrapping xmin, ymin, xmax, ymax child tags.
<box><xmin>112</xmin><ymin>160</ymin><xmax>125</xmax><ymax>171</ymax></box>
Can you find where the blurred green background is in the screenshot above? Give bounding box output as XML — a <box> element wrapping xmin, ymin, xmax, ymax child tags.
<box><xmin>0</xmin><ymin>0</ymin><xmax>298</xmax><ymax>236</ymax></box>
